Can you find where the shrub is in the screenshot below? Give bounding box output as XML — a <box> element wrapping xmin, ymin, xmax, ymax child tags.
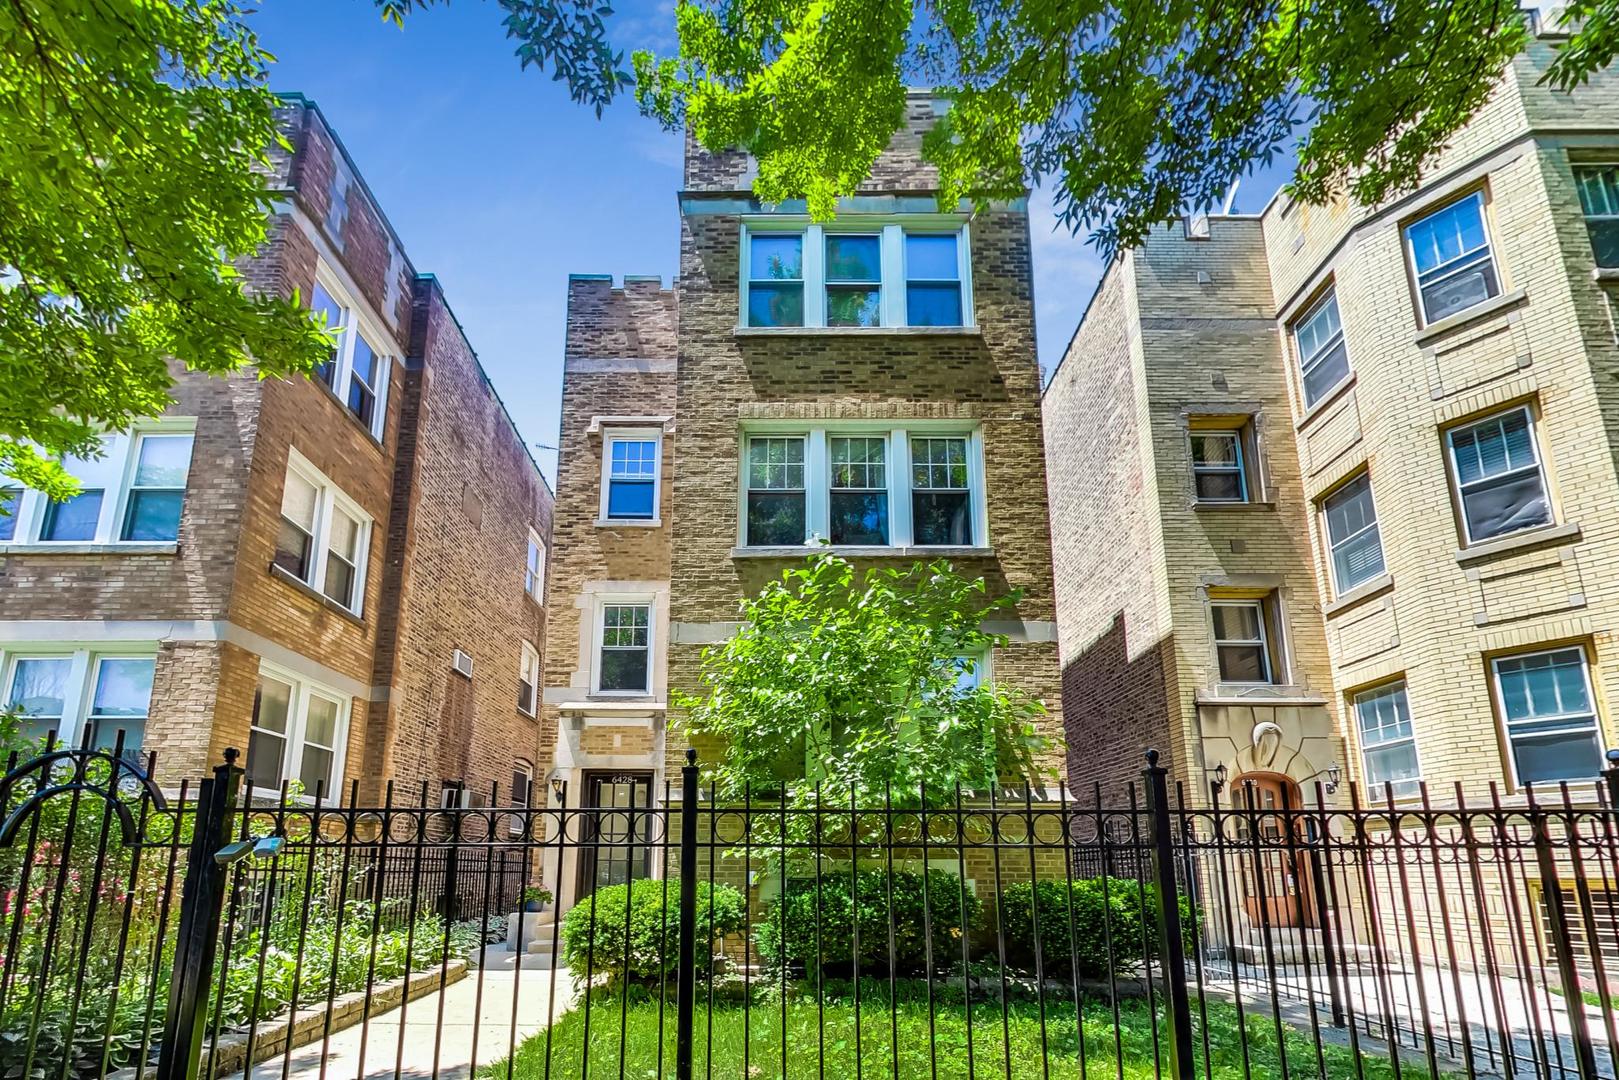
<box><xmin>560</xmin><ymin>879</ymin><xmax>745</xmax><ymax>985</ymax></box>
<box><xmin>998</xmin><ymin>877</ymin><xmax>1196</xmax><ymax>978</ymax></box>
<box><xmin>754</xmin><ymin>868</ymin><xmax>981</xmax><ymax>975</ymax></box>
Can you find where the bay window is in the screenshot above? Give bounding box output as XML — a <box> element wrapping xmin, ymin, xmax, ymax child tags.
<box><xmin>741</xmin><ymin>221</ymin><xmax>972</xmax><ymax>329</ymax></box>
<box><xmin>739</xmin><ymin>425</ymin><xmax>987</xmax><ymax>550</ymax></box>
<box><xmin>307</xmin><ymin>268</ymin><xmax>391</xmax><ymax>440</ymax></box>
<box><xmin>272</xmin><ymin>451</ymin><xmax>372</xmax><ymax>616</ymax></box>
<box><xmin>1</xmin><ymin>422</ymin><xmax>196</xmax><ymax>546</ymax></box>
<box><xmin>246</xmin><ymin>664</ymin><xmax>350</xmax><ymax>798</ymax></box>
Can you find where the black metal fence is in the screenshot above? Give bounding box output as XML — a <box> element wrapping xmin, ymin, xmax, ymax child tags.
<box><xmin>0</xmin><ymin>739</ymin><xmax>1616</xmax><ymax>1080</ymax></box>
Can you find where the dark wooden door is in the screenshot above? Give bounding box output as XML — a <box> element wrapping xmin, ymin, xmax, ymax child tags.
<box><xmin>1235</xmin><ymin>774</ymin><xmax>1316</xmax><ymax>928</ymax></box>
<box><xmin>575</xmin><ymin>771</ymin><xmax>655</xmax><ymax>901</ymax></box>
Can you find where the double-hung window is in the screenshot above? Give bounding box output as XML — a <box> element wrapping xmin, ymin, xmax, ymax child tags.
<box><xmin>1492</xmin><ymin>647</ymin><xmax>1604</xmax><ymax>785</ymax></box>
<box><xmin>518</xmin><ymin>641</ymin><xmax>539</xmax><ymax>716</ymax></box>
<box><xmin>1353</xmin><ymin>682</ymin><xmax>1422</xmax><ymax>799</ymax></box>
<box><xmin>246</xmin><ymin>664</ymin><xmax>350</xmax><ymax>798</ymax></box>
<box><xmin>1322</xmin><ymin>473</ymin><xmax>1385</xmax><ymax>594</ymax></box>
<box><xmin>741</xmin><ymin>221</ymin><xmax>972</xmax><ymax>328</ymax></box>
<box><xmin>596</xmin><ymin>602</ymin><xmax>652</xmax><ymax>695</ymax></box>
<box><xmin>307</xmin><ymin>270</ymin><xmax>391</xmax><ymax>440</ymax></box>
<box><xmin>740</xmin><ymin>426</ymin><xmax>986</xmax><ymax>550</ymax></box>
<box><xmin>1292</xmin><ymin>289</ymin><xmax>1351</xmax><ymax>408</ymax></box>
<box><xmin>601</xmin><ymin>431</ymin><xmax>660</xmax><ymax>522</ymax></box>
<box><xmin>746</xmin><ymin>437</ymin><xmax>807</xmax><ymax>546</ymax></box>
<box><xmin>1574</xmin><ymin>164</ymin><xmax>1619</xmax><ymax>268</ymax></box>
<box><xmin>510</xmin><ymin>760</ymin><xmax>534</xmax><ymax>830</ymax></box>
<box><xmin>3</xmin><ymin>424</ymin><xmax>196</xmax><ymax>546</ymax></box>
<box><xmin>1445</xmin><ymin>406</ymin><xmax>1552</xmax><ymax>544</ymax></box>
<box><xmin>1190</xmin><ymin>432</ymin><xmax>1247</xmax><ymax>502</ymax></box>
<box><xmin>0</xmin><ymin>650</ymin><xmax>156</xmax><ymax>753</ymax></box>
<box><xmin>525</xmin><ymin>530</ymin><xmax>547</xmax><ymax>602</ymax></box>
<box><xmin>1211</xmin><ymin>600</ymin><xmax>1279</xmax><ymax>684</ymax></box>
<box><xmin>272</xmin><ymin>451</ymin><xmax>372</xmax><ymax>615</ymax></box>
<box><xmin>1404</xmin><ymin>192</ymin><xmax>1501</xmax><ymax>325</ymax></box>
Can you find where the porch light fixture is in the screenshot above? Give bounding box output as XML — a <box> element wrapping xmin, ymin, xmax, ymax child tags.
<box><xmin>1211</xmin><ymin>762</ymin><xmax>1228</xmax><ymax>797</ymax></box>
<box><xmin>550</xmin><ymin>776</ymin><xmax>566</xmax><ymax>803</ymax></box>
<box><xmin>1325</xmin><ymin>761</ymin><xmax>1341</xmax><ymax>795</ymax></box>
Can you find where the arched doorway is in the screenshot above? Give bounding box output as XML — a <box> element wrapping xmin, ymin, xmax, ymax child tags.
<box><xmin>1231</xmin><ymin>772</ymin><xmax>1316</xmax><ymax>928</ymax></box>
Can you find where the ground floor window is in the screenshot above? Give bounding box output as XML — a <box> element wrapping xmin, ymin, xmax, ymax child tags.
<box><xmin>1491</xmin><ymin>646</ymin><xmax>1605</xmax><ymax>786</ymax></box>
<box><xmin>246</xmin><ymin>663</ymin><xmax>351</xmax><ymax>798</ymax></box>
<box><xmin>0</xmin><ymin>648</ymin><xmax>156</xmax><ymax>755</ymax></box>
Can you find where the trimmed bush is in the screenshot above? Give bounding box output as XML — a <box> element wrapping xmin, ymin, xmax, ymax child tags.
<box><xmin>998</xmin><ymin>877</ymin><xmax>1196</xmax><ymax>978</ymax></box>
<box><xmin>754</xmin><ymin>868</ymin><xmax>981</xmax><ymax>975</ymax></box>
<box><xmin>560</xmin><ymin>879</ymin><xmax>745</xmax><ymax>984</ymax></box>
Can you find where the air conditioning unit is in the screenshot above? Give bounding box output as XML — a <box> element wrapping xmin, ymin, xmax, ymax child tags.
<box><xmin>451</xmin><ymin>648</ymin><xmax>474</xmax><ymax>679</ymax></box>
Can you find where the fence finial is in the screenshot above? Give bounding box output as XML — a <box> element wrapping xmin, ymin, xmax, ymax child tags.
<box><xmin>222</xmin><ymin>747</ymin><xmax>240</xmax><ymax>766</ymax></box>
<box><xmin>1144</xmin><ymin>748</ymin><xmax>1161</xmax><ymax>769</ymax></box>
<box><xmin>685</xmin><ymin>748</ymin><xmax>697</xmax><ymax>766</ymax></box>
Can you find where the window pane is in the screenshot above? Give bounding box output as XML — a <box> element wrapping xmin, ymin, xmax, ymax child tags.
<box><xmin>1461</xmin><ymin>471</ymin><xmax>1551</xmax><ymax>541</ymax></box>
<box><xmin>123</xmin><ymin>490</ymin><xmax>183</xmax><ymax>541</ymax></box>
<box><xmin>830</xmin><ymin>492</ymin><xmax>889</xmax><ymax>545</ymax></box>
<box><xmin>252</xmin><ymin>676</ymin><xmax>293</xmax><ymax>736</ymax></box>
<box><xmin>830</xmin><ymin>437</ymin><xmax>886</xmax><ymax>489</ymax></box>
<box><xmin>348</xmin><ymin>335</ymin><xmax>378</xmax><ymax>427</ymax></box>
<box><xmin>748</xmin><ymin>438</ymin><xmax>806</xmax><ymax>490</ymax></box>
<box><xmin>905</xmin><ymin>234</ymin><xmax>959</xmax><ymax>280</ymax></box>
<box><xmin>1576</xmin><ymin>165</ymin><xmax>1619</xmax><ymax>217</ymax></box>
<box><xmin>599</xmin><ymin>649</ymin><xmax>649</xmax><ymax>692</ymax></box>
<box><xmin>92</xmin><ymin>659</ymin><xmax>154</xmax><ymax>717</ymax></box>
<box><xmin>911</xmin><ymin>438</ymin><xmax>969</xmax><ymax>489</ymax></box>
<box><xmin>913</xmin><ymin>491</ymin><xmax>971</xmax><ymax>545</ymax></box>
<box><xmin>328</xmin><ymin>510</ymin><xmax>360</xmax><ymax>562</ymax></box>
<box><xmin>323</xmin><ymin>554</ymin><xmax>356</xmax><ymax>607</ymax></box>
<box><xmin>826</xmin><ymin>235</ymin><xmax>880</xmax><ymax>281</ymax></box>
<box><xmin>281</xmin><ymin>472</ymin><xmax>318</xmax><ymax>531</ymax></box>
<box><xmin>132</xmin><ymin>435</ymin><xmax>194</xmax><ymax>487</ymax></box>
<box><xmin>747</xmin><ymin>283</ymin><xmax>805</xmax><ymax>327</ymax></box>
<box><xmin>1300</xmin><ymin>338</ymin><xmax>1350</xmax><ymax>407</ymax></box>
<box><xmin>747</xmin><ymin>491</ymin><xmax>806</xmax><ymax>545</ymax></box>
<box><xmin>1324</xmin><ymin>476</ymin><xmax>1375</xmax><ymax>542</ymax></box>
<box><xmin>7</xmin><ymin>659</ymin><xmax>70</xmax><ymax>718</ymax></box>
<box><xmin>89</xmin><ymin>718</ymin><xmax>144</xmax><ymax>758</ymax></box>
<box><xmin>1420</xmin><ymin>259</ymin><xmax>1500</xmax><ymax>323</ymax></box>
<box><xmin>1513</xmin><ymin>730</ymin><xmax>1602</xmax><ymax>785</ymax></box>
<box><xmin>40</xmin><ymin>491</ymin><xmax>102</xmax><ymax>541</ymax></box>
<box><xmin>246</xmin><ymin>734</ymin><xmax>286</xmax><ymax>792</ymax></box>
<box><xmin>1363</xmin><ymin>741</ymin><xmax>1422</xmax><ymax>794</ymax></box>
<box><xmin>1191</xmin><ymin>434</ymin><xmax>1238</xmax><ymax>467</ymax></box>
<box><xmin>602</xmin><ymin>605</ymin><xmax>650</xmax><ymax>646</ymax></box>
<box><xmin>1216</xmin><ymin>644</ymin><xmax>1267</xmax><ymax>683</ymax></box>
<box><xmin>1212</xmin><ymin>604</ymin><xmax>1262</xmax><ymax>642</ymax></box>
<box><xmin>0</xmin><ymin>489</ymin><xmax>17</xmax><ymax>542</ymax></box>
<box><xmin>1194</xmin><ymin>473</ymin><xmax>1243</xmax><ymax>501</ymax></box>
<box><xmin>749</xmin><ymin>234</ymin><xmax>803</xmax><ymax>280</ymax></box>
<box><xmin>1325</xmin><ymin>475</ymin><xmax>1385</xmax><ymax>590</ymax></box>
<box><xmin>607</xmin><ymin>479</ymin><xmax>655</xmax><ymax>519</ymax></box>
<box><xmin>827</xmin><ymin>287</ymin><xmax>881</xmax><ymax>327</ymax></box>
<box><xmin>1332</xmin><ymin>526</ymin><xmax>1386</xmax><ymax>591</ymax></box>
<box><xmin>274</xmin><ymin>519</ymin><xmax>313</xmax><ymax>579</ymax></box>
<box><xmin>1497</xmin><ymin>649</ymin><xmax>1591</xmax><ymax>721</ymax></box>
<box><xmin>1587</xmin><ymin>220</ymin><xmax>1619</xmax><ymax>269</ymax></box>
<box><xmin>1407</xmin><ymin>195</ymin><xmax>1489</xmax><ymax>276</ymax></box>
<box><xmin>1452</xmin><ymin>410</ymin><xmax>1536</xmax><ymax>485</ymax></box>
<box><xmin>310</xmin><ymin>282</ymin><xmax>343</xmax><ymax>387</ymax></box>
<box><xmin>299</xmin><ymin>745</ymin><xmax>335</xmax><ymax>795</ymax></box>
<box><xmin>1295</xmin><ymin>293</ymin><xmax>1342</xmax><ymax>361</ymax></box>
<box><xmin>610</xmin><ymin>440</ymin><xmax>658</xmax><ymax>477</ymax></box>
<box><xmin>907</xmin><ymin>283</ymin><xmax>963</xmax><ymax>326</ymax></box>
<box><xmin>305</xmin><ymin>695</ymin><xmax>339</xmax><ymax>748</ymax></box>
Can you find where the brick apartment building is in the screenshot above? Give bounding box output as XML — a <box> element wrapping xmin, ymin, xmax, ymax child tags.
<box><xmin>1045</xmin><ymin>34</ymin><xmax>1619</xmax><ymax>812</ymax></box>
<box><xmin>541</xmin><ymin>99</ymin><xmax>1064</xmax><ymax>907</ymax></box>
<box><xmin>0</xmin><ymin>97</ymin><xmax>554</xmax><ymax>804</ymax></box>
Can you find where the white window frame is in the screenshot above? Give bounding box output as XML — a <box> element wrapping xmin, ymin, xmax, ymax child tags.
<box><xmin>1210</xmin><ymin>599</ymin><xmax>1275</xmax><ymax>685</ymax></box>
<box><xmin>1291</xmin><ymin>288</ymin><xmax>1352</xmax><ymax>409</ymax></box>
<box><xmin>310</xmin><ymin>262</ymin><xmax>392</xmax><ymax>441</ymax></box>
<box><xmin>245</xmin><ymin>660</ymin><xmax>351</xmax><ymax>801</ymax></box>
<box><xmin>2</xmin><ymin>419</ymin><xmax>197</xmax><ymax>547</ymax></box>
<box><xmin>518</xmin><ymin>640</ymin><xmax>540</xmax><ymax>717</ymax></box>
<box><xmin>1189</xmin><ymin>430</ymin><xmax>1248</xmax><ymax>503</ymax></box>
<box><xmin>598</xmin><ymin>427</ymin><xmax>663</xmax><ymax>526</ymax></box>
<box><xmin>525</xmin><ymin>529</ymin><xmax>547</xmax><ymax>602</ymax></box>
<box><xmin>1352</xmin><ymin>680</ymin><xmax>1423</xmax><ymax>800</ymax></box>
<box><xmin>739</xmin><ymin>219</ymin><xmax>975</xmax><ymax>329</ymax></box>
<box><xmin>1402</xmin><ymin>191</ymin><xmax>1501</xmax><ymax>326</ymax></box>
<box><xmin>273</xmin><ymin>449</ymin><xmax>373</xmax><ymax>616</ymax></box>
<box><xmin>590</xmin><ymin>595</ymin><xmax>656</xmax><ymax>697</ymax></box>
<box><xmin>1490</xmin><ymin>646</ymin><xmax>1606</xmax><ymax>788</ymax></box>
<box><xmin>1444</xmin><ymin>405</ymin><xmax>1553</xmax><ymax>547</ymax></box>
<box><xmin>1321</xmin><ymin>472</ymin><xmax>1386</xmax><ymax>597</ymax></box>
<box><xmin>0</xmin><ymin>645</ymin><xmax>158</xmax><ymax>753</ymax></box>
<box><xmin>736</xmin><ymin>421</ymin><xmax>988</xmax><ymax>550</ymax></box>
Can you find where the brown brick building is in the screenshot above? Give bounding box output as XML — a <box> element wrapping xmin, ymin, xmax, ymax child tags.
<box><xmin>541</xmin><ymin>98</ymin><xmax>1064</xmax><ymax>907</ymax></box>
<box><xmin>0</xmin><ymin>97</ymin><xmax>553</xmax><ymax>804</ymax></box>
<box><xmin>1045</xmin><ymin>36</ymin><xmax>1619</xmax><ymax>811</ymax></box>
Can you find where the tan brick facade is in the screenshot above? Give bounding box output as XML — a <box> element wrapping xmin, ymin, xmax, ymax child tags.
<box><xmin>0</xmin><ymin>98</ymin><xmax>553</xmax><ymax>802</ymax></box>
<box><xmin>1047</xmin><ymin>39</ymin><xmax>1619</xmax><ymax>808</ymax></box>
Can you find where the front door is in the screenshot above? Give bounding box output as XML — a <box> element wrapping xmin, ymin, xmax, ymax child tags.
<box><xmin>1234</xmin><ymin>773</ymin><xmax>1316</xmax><ymax>928</ymax></box>
<box><xmin>575</xmin><ymin>771</ymin><xmax>655</xmax><ymax>901</ymax></box>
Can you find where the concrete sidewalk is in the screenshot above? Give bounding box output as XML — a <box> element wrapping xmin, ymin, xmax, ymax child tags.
<box><xmin>224</xmin><ymin>948</ymin><xmax>576</xmax><ymax>1080</ymax></box>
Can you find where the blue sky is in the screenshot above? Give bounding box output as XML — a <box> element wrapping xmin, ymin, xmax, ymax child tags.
<box><xmin>250</xmin><ymin>1</ymin><xmax>1295</xmax><ymax>484</ymax></box>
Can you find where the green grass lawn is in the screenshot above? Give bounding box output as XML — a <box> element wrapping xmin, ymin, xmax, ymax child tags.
<box><xmin>482</xmin><ymin>981</ymin><xmax>1423</xmax><ymax>1079</ymax></box>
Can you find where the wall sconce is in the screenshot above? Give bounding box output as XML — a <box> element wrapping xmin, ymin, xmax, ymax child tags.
<box><xmin>1325</xmin><ymin>761</ymin><xmax>1341</xmax><ymax>795</ymax></box>
<box><xmin>550</xmin><ymin>776</ymin><xmax>567</xmax><ymax>803</ymax></box>
<box><xmin>1211</xmin><ymin>762</ymin><xmax>1228</xmax><ymax>797</ymax></box>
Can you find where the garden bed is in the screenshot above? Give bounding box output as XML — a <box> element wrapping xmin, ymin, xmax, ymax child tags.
<box><xmin>480</xmin><ymin>981</ymin><xmax>1429</xmax><ymax>1079</ymax></box>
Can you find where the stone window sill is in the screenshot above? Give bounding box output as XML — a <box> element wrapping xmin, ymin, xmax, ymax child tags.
<box><xmin>268</xmin><ymin>563</ymin><xmax>367</xmax><ymax>627</ymax></box>
<box><xmin>0</xmin><ymin>541</ymin><xmax>179</xmax><ymax>556</ymax></box>
<box><xmin>732</xmin><ymin>544</ymin><xmax>994</xmax><ymax>559</ymax></box>
<box><xmin>595</xmin><ymin>518</ymin><xmax>663</xmax><ymax>529</ymax></box>
<box><xmin>1195</xmin><ymin>686</ymin><xmax>1328</xmax><ymax>707</ymax></box>
<box><xmin>1192</xmin><ymin>500</ymin><xmax>1276</xmax><ymax>512</ymax></box>
<box><xmin>1324</xmin><ymin>574</ymin><xmax>1394</xmax><ymax>618</ymax></box>
<box><xmin>557</xmin><ymin>700</ymin><xmax>667</xmax><ymax>713</ymax></box>
<box><xmin>1413</xmin><ymin>288</ymin><xmax>1527</xmax><ymax>346</ymax></box>
<box><xmin>1454</xmin><ymin>521</ymin><xmax>1581</xmax><ymax>566</ymax></box>
<box><xmin>734</xmin><ymin>325</ymin><xmax>982</xmax><ymax>338</ymax></box>
<box><xmin>1592</xmin><ymin>267</ymin><xmax>1619</xmax><ymax>282</ymax></box>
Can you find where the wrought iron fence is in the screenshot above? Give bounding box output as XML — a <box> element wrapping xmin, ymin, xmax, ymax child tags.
<box><xmin>0</xmin><ymin>739</ymin><xmax>1615</xmax><ymax>1080</ymax></box>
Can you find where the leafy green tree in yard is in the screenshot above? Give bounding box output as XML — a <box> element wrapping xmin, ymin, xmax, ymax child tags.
<box><xmin>677</xmin><ymin>552</ymin><xmax>1051</xmax><ymax>807</ymax></box>
<box><xmin>630</xmin><ymin>0</ymin><xmax>1618</xmax><ymax>256</ymax></box>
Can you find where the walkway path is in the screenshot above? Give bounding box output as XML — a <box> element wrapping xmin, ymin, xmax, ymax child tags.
<box><xmin>224</xmin><ymin>948</ymin><xmax>576</xmax><ymax>1080</ymax></box>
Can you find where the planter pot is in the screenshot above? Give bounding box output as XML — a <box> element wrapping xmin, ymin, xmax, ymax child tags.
<box><xmin>523</xmin><ymin>901</ymin><xmax>544</xmax><ymax>913</ymax></box>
